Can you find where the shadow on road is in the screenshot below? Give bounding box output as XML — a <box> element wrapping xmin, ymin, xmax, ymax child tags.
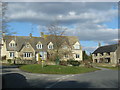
<box><xmin>2</xmin><ymin>73</ymin><xmax>30</xmax><ymax>88</ymax></box>
<box><xmin>2</xmin><ymin>70</ymin><xmax>11</xmax><ymax>73</ymax></box>
<box><xmin>29</xmin><ymin>79</ymin><xmax>91</xmax><ymax>88</ymax></box>
<box><xmin>48</xmin><ymin>80</ymin><xmax>91</xmax><ymax>88</ymax></box>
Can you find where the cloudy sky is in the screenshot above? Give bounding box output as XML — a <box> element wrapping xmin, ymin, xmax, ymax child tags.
<box><xmin>4</xmin><ymin>1</ymin><xmax>118</xmax><ymax>54</ymax></box>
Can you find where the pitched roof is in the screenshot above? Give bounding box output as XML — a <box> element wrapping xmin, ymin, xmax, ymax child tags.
<box><xmin>3</xmin><ymin>35</ymin><xmax>79</xmax><ymax>52</ymax></box>
<box><xmin>92</xmin><ymin>44</ymin><xmax>118</xmax><ymax>54</ymax></box>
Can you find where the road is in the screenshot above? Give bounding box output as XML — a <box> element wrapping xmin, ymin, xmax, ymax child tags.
<box><xmin>0</xmin><ymin>65</ymin><xmax>119</xmax><ymax>89</ymax></box>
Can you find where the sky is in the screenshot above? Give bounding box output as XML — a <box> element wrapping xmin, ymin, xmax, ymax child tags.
<box><xmin>3</xmin><ymin>1</ymin><xmax>118</xmax><ymax>54</ymax></box>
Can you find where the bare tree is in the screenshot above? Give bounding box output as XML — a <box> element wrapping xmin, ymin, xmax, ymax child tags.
<box><xmin>46</xmin><ymin>21</ymin><xmax>73</xmax><ymax>65</ymax></box>
<box><xmin>1</xmin><ymin>2</ymin><xmax>10</xmax><ymax>36</ymax></box>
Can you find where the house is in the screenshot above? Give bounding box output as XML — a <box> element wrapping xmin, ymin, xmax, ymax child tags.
<box><xmin>1</xmin><ymin>32</ymin><xmax>83</xmax><ymax>64</ymax></box>
<box><xmin>92</xmin><ymin>42</ymin><xmax>120</xmax><ymax>65</ymax></box>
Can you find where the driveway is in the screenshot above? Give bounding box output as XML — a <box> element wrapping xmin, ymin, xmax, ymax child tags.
<box><xmin>0</xmin><ymin>65</ymin><xmax>119</xmax><ymax>88</ymax></box>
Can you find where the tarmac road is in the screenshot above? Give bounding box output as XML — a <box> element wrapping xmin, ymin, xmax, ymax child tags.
<box><xmin>0</xmin><ymin>65</ymin><xmax>119</xmax><ymax>89</ymax></box>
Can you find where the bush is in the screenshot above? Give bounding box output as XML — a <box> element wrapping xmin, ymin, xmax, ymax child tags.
<box><xmin>84</xmin><ymin>61</ymin><xmax>93</xmax><ymax>68</ymax></box>
<box><xmin>7</xmin><ymin>59</ymin><xmax>12</xmax><ymax>64</ymax></box>
<box><xmin>67</xmin><ymin>59</ymin><xmax>80</xmax><ymax>66</ymax></box>
<box><xmin>2</xmin><ymin>56</ymin><xmax>6</xmax><ymax>60</ymax></box>
<box><xmin>60</xmin><ymin>61</ymin><xmax>68</xmax><ymax>66</ymax></box>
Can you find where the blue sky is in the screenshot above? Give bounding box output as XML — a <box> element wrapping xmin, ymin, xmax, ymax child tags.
<box><xmin>5</xmin><ymin>2</ymin><xmax>118</xmax><ymax>54</ymax></box>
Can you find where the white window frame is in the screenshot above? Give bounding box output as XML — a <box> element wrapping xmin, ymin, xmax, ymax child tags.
<box><xmin>63</xmin><ymin>45</ymin><xmax>67</xmax><ymax>49</ymax></box>
<box><xmin>36</xmin><ymin>44</ymin><xmax>43</xmax><ymax>49</ymax></box>
<box><xmin>23</xmin><ymin>52</ymin><xmax>32</xmax><ymax>57</ymax></box>
<box><xmin>9</xmin><ymin>52</ymin><xmax>15</xmax><ymax>57</ymax></box>
<box><xmin>64</xmin><ymin>54</ymin><xmax>69</xmax><ymax>58</ymax></box>
<box><xmin>48</xmin><ymin>45</ymin><xmax>53</xmax><ymax>49</ymax></box>
<box><xmin>26</xmin><ymin>44</ymin><xmax>29</xmax><ymax>48</ymax></box>
<box><xmin>9</xmin><ymin>43</ymin><xmax>16</xmax><ymax>47</ymax></box>
<box><xmin>76</xmin><ymin>54</ymin><xmax>80</xmax><ymax>58</ymax></box>
<box><xmin>74</xmin><ymin>45</ymin><xmax>80</xmax><ymax>49</ymax></box>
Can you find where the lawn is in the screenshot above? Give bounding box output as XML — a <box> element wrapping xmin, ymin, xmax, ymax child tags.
<box><xmin>20</xmin><ymin>64</ymin><xmax>100</xmax><ymax>74</ymax></box>
<box><xmin>98</xmin><ymin>66</ymin><xmax>119</xmax><ymax>70</ymax></box>
<box><xmin>92</xmin><ymin>63</ymin><xmax>119</xmax><ymax>70</ymax></box>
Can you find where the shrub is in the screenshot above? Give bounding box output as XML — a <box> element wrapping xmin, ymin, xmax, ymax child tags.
<box><xmin>67</xmin><ymin>59</ymin><xmax>80</xmax><ymax>66</ymax></box>
<box><xmin>60</xmin><ymin>61</ymin><xmax>68</xmax><ymax>66</ymax></box>
<box><xmin>16</xmin><ymin>57</ymin><xmax>21</xmax><ymax>60</ymax></box>
<box><xmin>7</xmin><ymin>59</ymin><xmax>12</xmax><ymax>64</ymax></box>
<box><xmin>84</xmin><ymin>61</ymin><xmax>93</xmax><ymax>68</ymax></box>
<box><xmin>2</xmin><ymin>56</ymin><xmax>6</xmax><ymax>60</ymax></box>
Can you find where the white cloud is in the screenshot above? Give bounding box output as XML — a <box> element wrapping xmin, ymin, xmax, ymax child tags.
<box><xmin>69</xmin><ymin>11</ymin><xmax>76</xmax><ymax>16</ymax></box>
<box><xmin>5</xmin><ymin>2</ymin><xmax>118</xmax><ymax>45</ymax></box>
<box><xmin>3</xmin><ymin>0</ymin><xmax>120</xmax><ymax>2</ymax></box>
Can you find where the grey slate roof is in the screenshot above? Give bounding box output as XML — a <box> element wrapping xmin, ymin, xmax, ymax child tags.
<box><xmin>3</xmin><ymin>35</ymin><xmax>79</xmax><ymax>52</ymax></box>
<box><xmin>92</xmin><ymin>44</ymin><xmax>118</xmax><ymax>54</ymax></box>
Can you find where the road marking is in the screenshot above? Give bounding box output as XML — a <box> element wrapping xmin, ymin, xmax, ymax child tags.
<box><xmin>45</xmin><ymin>75</ymin><xmax>75</xmax><ymax>88</ymax></box>
<box><xmin>25</xmin><ymin>73</ymin><xmax>47</xmax><ymax>76</ymax></box>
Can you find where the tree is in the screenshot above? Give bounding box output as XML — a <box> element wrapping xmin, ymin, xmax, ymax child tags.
<box><xmin>83</xmin><ymin>50</ymin><xmax>89</xmax><ymax>60</ymax></box>
<box><xmin>46</xmin><ymin>21</ymin><xmax>72</xmax><ymax>65</ymax></box>
<box><xmin>89</xmin><ymin>53</ymin><xmax>93</xmax><ymax>60</ymax></box>
<box><xmin>0</xmin><ymin>2</ymin><xmax>11</xmax><ymax>37</ymax></box>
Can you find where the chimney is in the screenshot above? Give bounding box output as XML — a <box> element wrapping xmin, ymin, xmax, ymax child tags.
<box><xmin>41</xmin><ymin>32</ymin><xmax>44</xmax><ymax>38</ymax></box>
<box><xmin>98</xmin><ymin>42</ymin><xmax>101</xmax><ymax>47</ymax></box>
<box><xmin>29</xmin><ymin>33</ymin><xmax>32</xmax><ymax>38</ymax></box>
<box><xmin>2</xmin><ymin>32</ymin><xmax>6</xmax><ymax>37</ymax></box>
<box><xmin>118</xmin><ymin>40</ymin><xmax>120</xmax><ymax>46</ymax></box>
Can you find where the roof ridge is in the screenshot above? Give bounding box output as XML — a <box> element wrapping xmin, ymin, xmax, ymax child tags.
<box><xmin>99</xmin><ymin>44</ymin><xmax>117</xmax><ymax>48</ymax></box>
<box><xmin>4</xmin><ymin>35</ymin><xmax>43</xmax><ymax>38</ymax></box>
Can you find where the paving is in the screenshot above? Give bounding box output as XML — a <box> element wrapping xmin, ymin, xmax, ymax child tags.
<box><xmin>0</xmin><ymin>65</ymin><xmax>119</xmax><ymax>88</ymax></box>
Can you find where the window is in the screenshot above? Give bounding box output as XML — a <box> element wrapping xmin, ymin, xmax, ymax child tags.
<box><xmin>95</xmin><ymin>53</ymin><xmax>97</xmax><ymax>56</ymax></box>
<box><xmin>9</xmin><ymin>43</ymin><xmax>16</xmax><ymax>47</ymax></box>
<box><xmin>118</xmin><ymin>59</ymin><xmax>120</xmax><ymax>64</ymax></box>
<box><xmin>23</xmin><ymin>52</ymin><xmax>32</xmax><ymax>57</ymax></box>
<box><xmin>63</xmin><ymin>46</ymin><xmax>67</xmax><ymax>49</ymax></box>
<box><xmin>107</xmin><ymin>52</ymin><xmax>110</xmax><ymax>55</ymax></box>
<box><xmin>74</xmin><ymin>45</ymin><xmax>80</xmax><ymax>49</ymax></box>
<box><xmin>26</xmin><ymin>44</ymin><xmax>29</xmax><ymax>48</ymax></box>
<box><xmin>48</xmin><ymin>45</ymin><xmax>53</xmax><ymax>49</ymax></box>
<box><xmin>9</xmin><ymin>52</ymin><xmax>14</xmax><ymax>57</ymax></box>
<box><xmin>64</xmin><ymin>54</ymin><xmax>68</xmax><ymax>58</ymax></box>
<box><xmin>76</xmin><ymin>54</ymin><xmax>80</xmax><ymax>58</ymax></box>
<box><xmin>101</xmin><ymin>53</ymin><xmax>103</xmax><ymax>56</ymax></box>
<box><xmin>36</xmin><ymin>44</ymin><xmax>43</xmax><ymax>49</ymax></box>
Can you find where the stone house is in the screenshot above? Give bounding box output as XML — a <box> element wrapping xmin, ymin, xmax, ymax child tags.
<box><xmin>1</xmin><ymin>33</ymin><xmax>83</xmax><ymax>63</ymax></box>
<box><xmin>92</xmin><ymin>42</ymin><xmax>120</xmax><ymax>65</ymax></box>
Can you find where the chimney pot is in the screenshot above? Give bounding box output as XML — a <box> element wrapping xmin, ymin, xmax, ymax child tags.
<box><xmin>41</xmin><ymin>32</ymin><xmax>44</xmax><ymax>37</ymax></box>
<box><xmin>29</xmin><ymin>33</ymin><xmax>32</xmax><ymax>38</ymax></box>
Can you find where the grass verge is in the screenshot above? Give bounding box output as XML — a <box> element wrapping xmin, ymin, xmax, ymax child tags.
<box><xmin>20</xmin><ymin>64</ymin><xmax>100</xmax><ymax>74</ymax></box>
<box><xmin>97</xmin><ymin>66</ymin><xmax>119</xmax><ymax>70</ymax></box>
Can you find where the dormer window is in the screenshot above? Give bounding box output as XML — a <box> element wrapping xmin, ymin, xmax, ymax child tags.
<box><xmin>9</xmin><ymin>43</ymin><xmax>16</xmax><ymax>47</ymax></box>
<box><xmin>9</xmin><ymin>40</ymin><xmax>16</xmax><ymax>47</ymax></box>
<box><xmin>36</xmin><ymin>44</ymin><xmax>43</xmax><ymax>49</ymax></box>
<box><xmin>48</xmin><ymin>45</ymin><xmax>53</xmax><ymax>49</ymax></box>
<box><xmin>26</xmin><ymin>44</ymin><xmax>29</xmax><ymax>48</ymax></box>
<box><xmin>48</xmin><ymin>42</ymin><xmax>53</xmax><ymax>49</ymax></box>
<box><xmin>73</xmin><ymin>42</ymin><xmax>80</xmax><ymax>49</ymax></box>
<box><xmin>63</xmin><ymin>45</ymin><xmax>67</xmax><ymax>49</ymax></box>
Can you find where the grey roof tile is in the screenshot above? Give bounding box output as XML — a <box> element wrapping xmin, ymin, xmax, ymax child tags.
<box><xmin>92</xmin><ymin>44</ymin><xmax>118</xmax><ymax>54</ymax></box>
<box><xmin>3</xmin><ymin>35</ymin><xmax>79</xmax><ymax>52</ymax></box>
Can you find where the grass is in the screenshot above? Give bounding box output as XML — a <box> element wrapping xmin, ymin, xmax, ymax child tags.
<box><xmin>97</xmin><ymin>66</ymin><xmax>119</xmax><ymax>70</ymax></box>
<box><xmin>20</xmin><ymin>64</ymin><xmax>100</xmax><ymax>74</ymax></box>
<box><xmin>92</xmin><ymin>63</ymin><xmax>119</xmax><ymax>70</ymax></box>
